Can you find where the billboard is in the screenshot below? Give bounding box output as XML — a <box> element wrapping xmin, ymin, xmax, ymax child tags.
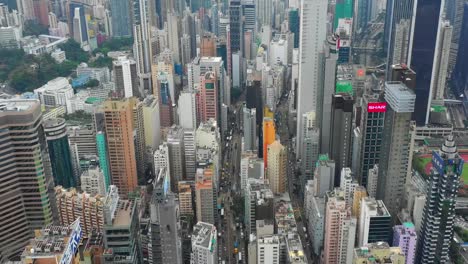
<box><xmin>367</xmin><ymin>102</ymin><xmax>387</xmax><ymax>113</ymax></box>
<box><xmin>60</xmin><ymin>218</ymin><xmax>82</xmax><ymax>264</ymax></box>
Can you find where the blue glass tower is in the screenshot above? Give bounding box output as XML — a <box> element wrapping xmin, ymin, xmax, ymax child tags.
<box><xmin>96</xmin><ymin>132</ymin><xmax>111</xmax><ymax>192</ymax></box>
<box><xmin>288</xmin><ymin>8</ymin><xmax>300</xmax><ymax>48</ymax></box>
<box><xmin>110</xmin><ymin>0</ymin><xmax>132</xmax><ymax>37</ymax></box>
<box><xmin>452</xmin><ymin>3</ymin><xmax>468</xmax><ymax>96</ymax></box>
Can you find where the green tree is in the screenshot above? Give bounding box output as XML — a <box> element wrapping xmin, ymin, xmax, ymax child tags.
<box><xmin>58</xmin><ymin>39</ymin><xmax>90</xmax><ymax>63</ymax></box>
<box><xmin>23</xmin><ymin>20</ymin><xmax>48</xmax><ymax>36</ymax></box>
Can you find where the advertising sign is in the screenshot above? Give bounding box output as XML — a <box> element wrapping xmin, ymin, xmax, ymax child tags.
<box><xmin>367</xmin><ymin>102</ymin><xmax>387</xmax><ymax>113</ymax></box>
<box><xmin>60</xmin><ymin>219</ymin><xmax>82</xmax><ymax>264</ymax></box>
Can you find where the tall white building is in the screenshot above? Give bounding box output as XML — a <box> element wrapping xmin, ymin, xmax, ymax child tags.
<box><xmin>243</xmin><ymin>106</ymin><xmax>257</xmax><ymax>151</ymax></box>
<box><xmin>178</xmin><ymin>90</ymin><xmax>197</xmax><ymax>130</ymax></box>
<box><xmin>358</xmin><ymin>197</ymin><xmax>392</xmax><ymax>247</ymax></box>
<box><xmin>166</xmin><ymin>12</ymin><xmax>181</xmax><ymax>64</ymax></box>
<box><xmin>431</xmin><ymin>20</ymin><xmax>452</xmax><ymax>101</ymax></box>
<box><xmin>304</xmin><ymin>180</ymin><xmax>326</xmax><ymax>256</ymax></box>
<box><xmin>154</xmin><ymin>143</ymin><xmax>170</xmax><ymax>175</ymax></box>
<box><xmin>257</xmin><ymin>235</ymin><xmax>280</xmax><ymax>264</ymax></box>
<box><xmin>191</xmin><ymin>222</ymin><xmax>218</xmax><ymax>264</ymax></box>
<box><xmin>256</xmin><ymin>0</ymin><xmax>273</xmax><ymax>27</ymax></box>
<box><xmin>183</xmin><ymin>130</ymin><xmax>197</xmax><ymax>180</ymax></box>
<box><xmin>80</xmin><ymin>166</ymin><xmax>106</xmax><ymax>196</ymax></box>
<box><xmin>296</xmin><ymin>0</ymin><xmax>328</xmax><ymax>157</ymax></box>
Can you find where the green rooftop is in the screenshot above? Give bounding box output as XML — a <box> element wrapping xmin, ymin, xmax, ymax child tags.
<box><xmin>85</xmin><ymin>97</ymin><xmax>104</xmax><ymax>104</ymax></box>
<box><xmin>336</xmin><ymin>81</ymin><xmax>353</xmax><ymax>95</ymax></box>
<box><xmin>430</xmin><ymin>105</ymin><xmax>446</xmax><ymax>113</ymax></box>
<box><xmin>403</xmin><ymin>222</ymin><xmax>415</xmax><ymax>228</ymax></box>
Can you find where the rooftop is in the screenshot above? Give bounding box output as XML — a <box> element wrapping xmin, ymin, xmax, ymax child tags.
<box><xmin>192</xmin><ymin>222</ymin><xmax>217</xmax><ymax>251</ymax></box>
<box><xmin>0</xmin><ymin>99</ymin><xmax>39</xmax><ymax>112</ymax></box>
<box><xmin>112</xmin><ymin>200</ymin><xmax>135</xmax><ymax>227</ymax></box>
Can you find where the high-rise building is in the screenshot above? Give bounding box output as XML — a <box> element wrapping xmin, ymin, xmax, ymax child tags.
<box><xmin>150</xmin><ymin>168</ymin><xmax>183</xmax><ymax>264</ymax></box>
<box><xmin>452</xmin><ymin>3</ymin><xmax>468</xmax><ymax>96</ymax></box>
<box><xmin>393</xmin><ymin>222</ymin><xmax>417</xmax><ymax>264</ymax></box>
<box><xmin>0</xmin><ymin>99</ymin><xmax>53</xmax><ymax>261</ymax></box>
<box><xmin>67</xmin><ymin>125</ymin><xmax>97</xmax><ymax>158</ymax></box>
<box><xmin>358</xmin><ymin>197</ymin><xmax>392</xmax><ymax>246</ymax></box>
<box><xmin>416</xmin><ymin>135</ymin><xmax>463</xmax><ymax>263</ymax></box>
<box><xmin>96</xmin><ymin>131</ymin><xmax>111</xmax><ymax>192</ymax></box>
<box><xmin>315</xmin><ymin>156</ymin><xmax>336</xmax><ymax>197</ymax></box>
<box><xmin>329</xmin><ymin>94</ymin><xmax>354</xmax><ymax>186</ymax></box>
<box><xmin>167</xmin><ymin>126</ymin><xmax>186</xmax><ymax>191</ymax></box>
<box><xmin>266</xmin><ymin>140</ymin><xmax>287</xmax><ymax>194</ymax></box>
<box><xmin>257</xmin><ymin>235</ymin><xmax>281</xmax><ymax>264</ymax></box>
<box><xmin>142</xmin><ymin>96</ymin><xmax>161</xmax><ymax>152</ymax></box>
<box><xmin>245</xmin><ymin>178</ymin><xmax>274</xmax><ymax>236</ymax></box>
<box><xmin>178</xmin><ymin>90</ymin><xmax>197</xmax><ymax>130</ymax></box>
<box><xmin>200</xmin><ymin>33</ymin><xmax>217</xmax><ymax>57</ymax></box>
<box><xmin>409</xmin><ymin>0</ymin><xmax>444</xmax><ymax>125</ymax></box>
<box><xmin>113</xmin><ymin>57</ymin><xmax>139</xmax><ymax>98</ymax></box>
<box><xmin>353</xmin><ymin>242</ymin><xmax>406</xmax><ymax>263</ymax></box>
<box><xmin>243</xmin><ymin>106</ymin><xmax>257</xmax><ymax>151</ymax></box>
<box><xmin>110</xmin><ymin>0</ymin><xmax>132</xmax><ymax>37</ymax></box>
<box><xmin>70</xmin><ymin>3</ymin><xmax>88</xmax><ymax>43</ymax></box>
<box><xmin>367</xmin><ymin>164</ymin><xmax>378</xmax><ymax>198</ymax></box>
<box><xmin>155</xmin><ymin>72</ymin><xmax>175</xmax><ymax>127</ymax></box>
<box><xmin>229</xmin><ymin>0</ymin><xmax>242</xmax><ymax>55</ymax></box>
<box><xmin>377</xmin><ymin>82</ymin><xmax>415</xmax><ymax>217</ymax></box>
<box><xmin>300</xmin><ymin>112</ymin><xmax>320</xmax><ymax>188</ymax></box>
<box><xmin>296</xmin><ymin>0</ymin><xmax>327</xmax><ymax>157</ymax></box>
<box><xmin>262</xmin><ymin>117</ymin><xmax>275</xmax><ymax>166</ymax></box>
<box><xmin>352</xmin><ymin>186</ymin><xmax>368</xmax><ymax>219</ymax></box>
<box><xmin>288</xmin><ymin>8</ymin><xmax>299</xmax><ymax>48</ymax></box>
<box><xmin>195</xmin><ymin>168</ymin><xmax>216</xmax><ymax>224</ymax></box>
<box><xmin>100</xmin><ymin>98</ymin><xmax>139</xmax><ymax>198</ymax></box>
<box><xmin>54</xmin><ymin>186</ymin><xmax>109</xmax><ymax>236</ymax></box>
<box><xmin>33</xmin><ymin>0</ymin><xmax>48</xmax><ymax>26</ymax></box>
<box><xmin>44</xmin><ymin>118</ymin><xmax>76</xmax><ymax>188</ymax></box>
<box><xmin>431</xmin><ymin>20</ymin><xmax>452</xmax><ymax>101</ymax></box>
<box><xmin>446</xmin><ymin>0</ymin><xmax>465</xmax><ymax>72</ymax></box>
<box><xmin>167</xmin><ymin>12</ymin><xmax>181</xmax><ymax>64</ymax></box>
<box><xmin>357</xmin><ymin>94</ymin><xmax>386</xmax><ymax>187</ymax></box>
<box><xmin>323</xmin><ymin>189</ymin><xmax>357</xmax><ymax>264</ymax></box>
<box><xmin>384</xmin><ymin>0</ymin><xmax>415</xmax><ymax>79</ymax></box>
<box><xmin>304</xmin><ymin>181</ymin><xmax>326</xmax><ymax>256</ymax></box>
<box><xmin>198</xmin><ymin>71</ymin><xmax>218</xmax><ymax>123</ymax></box>
<box><xmin>131</xmin><ymin>99</ymin><xmax>146</xmax><ymax>182</ymax></box>
<box><xmin>183</xmin><ymin>130</ymin><xmax>197</xmax><ymax>180</ymax></box>
<box><xmin>80</xmin><ymin>166</ymin><xmax>106</xmax><ymax>196</ymax></box>
<box><xmin>133</xmin><ymin>0</ymin><xmax>151</xmax><ymax>78</ymax></box>
<box><xmin>178</xmin><ymin>182</ymin><xmax>194</xmax><ymax>216</ymax></box>
<box><xmin>334</xmin><ymin>0</ymin><xmax>353</xmax><ymax>30</ymax></box>
<box><xmin>191</xmin><ymin>222</ymin><xmax>218</xmax><ymax>264</ymax></box>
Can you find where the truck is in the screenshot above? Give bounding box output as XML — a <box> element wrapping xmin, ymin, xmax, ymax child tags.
<box><xmin>238</xmin><ymin>252</ymin><xmax>242</xmax><ymax>261</ymax></box>
<box><xmin>220</xmin><ymin>208</ymin><xmax>224</xmax><ymax>217</ymax></box>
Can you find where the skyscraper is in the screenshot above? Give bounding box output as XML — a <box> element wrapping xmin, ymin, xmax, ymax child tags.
<box><xmin>69</xmin><ymin>3</ymin><xmax>88</xmax><ymax>43</ymax></box>
<box><xmin>334</xmin><ymin>0</ymin><xmax>353</xmax><ymax>30</ymax></box>
<box><xmin>178</xmin><ymin>90</ymin><xmax>197</xmax><ymax>130</ymax></box>
<box><xmin>416</xmin><ymin>135</ymin><xmax>463</xmax><ymax>263</ymax></box>
<box><xmin>358</xmin><ymin>197</ymin><xmax>392</xmax><ymax>246</ymax></box>
<box><xmin>96</xmin><ymin>131</ymin><xmax>111</xmax><ymax>192</ymax></box>
<box><xmin>198</xmin><ymin>71</ymin><xmax>218</xmax><ymax>123</ymax></box>
<box><xmin>393</xmin><ymin>223</ymin><xmax>417</xmax><ymax>264</ymax></box>
<box><xmin>243</xmin><ymin>106</ymin><xmax>257</xmax><ymax>151</ymax></box>
<box><xmin>452</xmin><ymin>2</ymin><xmax>468</xmax><ymax>96</ymax></box>
<box><xmin>44</xmin><ymin>118</ymin><xmax>76</xmax><ymax>188</ymax></box>
<box><xmin>33</xmin><ymin>0</ymin><xmax>48</xmax><ymax>26</ymax></box>
<box><xmin>229</xmin><ymin>0</ymin><xmax>242</xmax><ymax>65</ymax></box>
<box><xmin>191</xmin><ymin>222</ymin><xmax>218</xmax><ymax>264</ymax></box>
<box><xmin>195</xmin><ymin>168</ymin><xmax>216</xmax><ymax>224</ymax></box>
<box><xmin>0</xmin><ymin>99</ymin><xmax>53</xmax><ymax>261</ymax></box>
<box><xmin>113</xmin><ymin>56</ymin><xmax>139</xmax><ymax>98</ymax></box>
<box><xmin>377</xmin><ymin>82</ymin><xmax>416</xmax><ymax>217</ymax></box>
<box><xmin>431</xmin><ymin>20</ymin><xmax>452</xmax><ymax>101</ymax></box>
<box><xmin>300</xmin><ymin>112</ymin><xmax>320</xmax><ymax>188</ymax></box>
<box><xmin>156</xmin><ymin>72</ymin><xmax>175</xmax><ymax>127</ymax></box>
<box><xmin>409</xmin><ymin>0</ymin><xmax>444</xmax><ymax>125</ymax></box>
<box><xmin>110</xmin><ymin>0</ymin><xmax>132</xmax><ymax>37</ymax></box>
<box><xmin>266</xmin><ymin>140</ymin><xmax>287</xmax><ymax>194</ymax></box>
<box><xmin>288</xmin><ymin>8</ymin><xmax>300</xmax><ymax>48</ymax></box>
<box><xmin>101</xmin><ymin>98</ymin><xmax>139</xmax><ymax>198</ymax></box>
<box><xmin>329</xmin><ymin>94</ymin><xmax>354</xmax><ymax>186</ymax></box>
<box><xmin>296</xmin><ymin>0</ymin><xmax>327</xmax><ymax>159</ymax></box>
<box><xmin>167</xmin><ymin>126</ymin><xmax>186</xmax><ymax>192</ymax></box>
<box><xmin>262</xmin><ymin>117</ymin><xmax>275</xmax><ymax>166</ymax></box>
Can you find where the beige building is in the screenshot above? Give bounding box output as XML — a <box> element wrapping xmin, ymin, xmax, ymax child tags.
<box><xmin>178</xmin><ymin>181</ymin><xmax>194</xmax><ymax>216</ymax></box>
<box><xmin>195</xmin><ymin>168</ymin><xmax>215</xmax><ymax>224</ymax></box>
<box><xmin>353</xmin><ymin>242</ymin><xmax>405</xmax><ymax>264</ymax></box>
<box><xmin>266</xmin><ymin>140</ymin><xmax>287</xmax><ymax>194</ymax></box>
<box><xmin>352</xmin><ymin>186</ymin><xmax>368</xmax><ymax>218</ymax></box>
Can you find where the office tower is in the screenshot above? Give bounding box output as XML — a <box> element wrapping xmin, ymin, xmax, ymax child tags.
<box><xmin>67</xmin><ymin>125</ymin><xmax>97</xmax><ymax>157</ymax></box>
<box><xmin>200</xmin><ymin>34</ymin><xmax>217</xmax><ymax>57</ymax></box>
<box><xmin>320</xmin><ymin>38</ymin><xmax>339</xmax><ymax>153</ymax></box>
<box><xmin>33</xmin><ymin>0</ymin><xmax>48</xmax><ymax>26</ymax></box>
<box><xmin>357</xmin><ymin>95</ymin><xmax>386</xmax><ymax>187</ymax></box>
<box><xmin>329</xmin><ymin>94</ymin><xmax>354</xmax><ymax>186</ymax></box>
<box><xmin>113</xmin><ymin>57</ymin><xmax>139</xmax><ymax>98</ymax></box>
<box><xmin>243</xmin><ymin>106</ymin><xmax>257</xmax><ymax>151</ymax></box>
<box><xmin>142</xmin><ymin>96</ymin><xmax>161</xmax><ymax>152</ymax></box>
<box><xmin>334</xmin><ymin>0</ymin><xmax>353</xmax><ymax>30</ymax></box>
<box><xmin>353</xmin><ymin>242</ymin><xmax>406</xmax><ymax>263</ymax></box>
<box><xmin>304</xmin><ymin>181</ymin><xmax>326</xmax><ymax>256</ymax></box>
<box><xmin>340</xmin><ymin>168</ymin><xmax>359</xmax><ymax>208</ymax></box>
<box><xmin>300</xmin><ymin>112</ymin><xmax>320</xmax><ymax>188</ymax></box>
<box><xmin>101</xmin><ymin>98</ymin><xmax>139</xmax><ymax>198</ymax></box>
<box><xmin>198</xmin><ymin>71</ymin><xmax>218</xmax><ymax>123</ymax></box>
<box><xmin>156</xmin><ymin>72</ymin><xmax>175</xmax><ymax>127</ymax></box>
<box><xmin>191</xmin><ymin>222</ymin><xmax>218</xmax><ymax>264</ymax></box>
<box><xmin>257</xmin><ymin>236</ymin><xmax>280</xmax><ymax>264</ymax></box>
<box><xmin>240</xmin><ymin>153</ymin><xmax>264</xmax><ymax>190</ymax></box>
<box><xmin>229</xmin><ymin>0</ymin><xmax>242</xmax><ymax>54</ymax></box>
<box><xmin>54</xmin><ymin>186</ymin><xmax>108</xmax><ymax>235</ymax></box>
<box><xmin>96</xmin><ymin>131</ymin><xmax>111</xmax><ymax>192</ymax></box>
<box><xmin>323</xmin><ymin>190</ymin><xmax>357</xmax><ymax>264</ymax></box>
<box><xmin>133</xmin><ymin>0</ymin><xmax>151</xmax><ymax>76</ymax></box>
<box><xmin>257</xmin><ymin>0</ymin><xmax>272</xmax><ymax>27</ymax></box>
<box><xmin>245</xmin><ymin>178</ymin><xmax>274</xmax><ymax>236</ymax></box>
<box><xmin>178</xmin><ymin>90</ymin><xmax>197</xmax><ymax>130</ymax></box>
<box><xmin>211</xmin><ymin>4</ymin><xmax>219</xmax><ymax>36</ymax></box>
<box><xmin>167</xmin><ymin>12</ymin><xmax>181</xmax><ymax>64</ymax></box>
<box><xmin>352</xmin><ymin>186</ymin><xmax>367</xmax><ymax>218</ymax></box>
<box><xmin>154</xmin><ymin>142</ymin><xmax>170</xmax><ymax>174</ymax></box>
<box><xmin>358</xmin><ymin>197</ymin><xmax>392</xmax><ymax>246</ymax></box>
<box><xmin>446</xmin><ymin>0</ymin><xmax>465</xmax><ymax>71</ymax></box>
<box><xmin>43</xmin><ymin>118</ymin><xmax>76</xmax><ymax>188</ymax></box>
<box><xmin>0</xmin><ymin>99</ymin><xmax>53</xmax><ymax>261</ymax></box>
<box><xmin>21</xmin><ymin>220</ymin><xmax>82</xmax><ymax>263</ymax></box>
<box><xmin>110</xmin><ymin>0</ymin><xmax>132</xmax><ymax>37</ymax></box>
<box><xmin>70</xmin><ymin>4</ymin><xmax>88</xmax><ymax>43</ymax></box>
<box><xmin>296</xmin><ymin>0</ymin><xmax>327</xmax><ymax>158</ymax></box>
<box><xmin>452</xmin><ymin>3</ymin><xmax>468</xmax><ymax>96</ymax></box>
<box><xmin>393</xmin><ymin>223</ymin><xmax>417</xmax><ymax>264</ymax></box>
<box><xmin>410</xmin><ymin>0</ymin><xmax>444</xmax><ymax>125</ymax></box>
<box><xmin>132</xmin><ymin>99</ymin><xmax>146</xmax><ymax>182</ymax></box>
<box><xmin>315</xmin><ymin>156</ymin><xmax>336</xmax><ymax>197</ymax></box>
<box><xmin>266</xmin><ymin>140</ymin><xmax>287</xmax><ymax>194</ymax></box>
<box><xmin>262</xmin><ymin>117</ymin><xmax>275</xmax><ymax>166</ymax></box>
<box><xmin>181</xmin><ymin>34</ymin><xmax>192</xmax><ymax>67</ymax></box>
<box><xmin>242</xmin><ymin>0</ymin><xmax>255</xmax><ymax>32</ymax></box>
<box><xmin>103</xmin><ymin>198</ymin><xmax>141</xmax><ymax>263</ymax></box>
<box><xmin>377</xmin><ymin>82</ymin><xmax>415</xmax><ymax>217</ymax></box>
<box><xmin>80</xmin><ymin>166</ymin><xmax>106</xmax><ymax>196</ymax></box>
<box><xmin>367</xmin><ymin>164</ymin><xmax>378</xmax><ymax>198</ymax></box>
<box><xmin>416</xmin><ymin>135</ymin><xmax>463</xmax><ymax>263</ymax></box>
<box><xmin>384</xmin><ymin>0</ymin><xmax>415</xmax><ymax>78</ymax></box>
<box><xmin>196</xmin><ymin>168</ymin><xmax>215</xmax><ymax>224</ymax></box>
<box><xmin>167</xmin><ymin>126</ymin><xmax>186</xmax><ymax>191</ymax></box>
<box><xmin>183</xmin><ymin>130</ymin><xmax>197</xmax><ymax>180</ymax></box>
<box><xmin>16</xmin><ymin>0</ymin><xmax>35</xmax><ymax>20</ymax></box>
<box><xmin>431</xmin><ymin>20</ymin><xmax>452</xmax><ymax>101</ymax></box>
<box><xmin>150</xmin><ymin>168</ymin><xmax>183</xmax><ymax>264</ymax></box>
<box><xmin>178</xmin><ymin>182</ymin><xmax>194</xmax><ymax>216</ymax></box>
<box><xmin>288</xmin><ymin>8</ymin><xmax>299</xmax><ymax>48</ymax></box>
